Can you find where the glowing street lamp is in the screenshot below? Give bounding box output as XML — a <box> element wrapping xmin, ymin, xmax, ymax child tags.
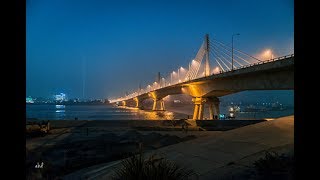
<box><xmin>171</xmin><ymin>71</ymin><xmax>176</xmax><ymax>84</ymax></box>
<box><xmin>161</xmin><ymin>77</ymin><xmax>165</xmax><ymax>87</ymax></box>
<box><xmin>153</xmin><ymin>81</ymin><xmax>158</xmax><ymax>90</ymax></box>
<box><xmin>262</xmin><ymin>49</ymin><xmax>274</xmax><ymax>60</ymax></box>
<box><xmin>178</xmin><ymin>68</ymin><xmax>180</xmax><ymax>82</ymax></box>
<box><xmin>180</xmin><ymin>67</ymin><xmax>186</xmax><ymax>82</ymax></box>
<box><xmin>213</xmin><ymin>66</ymin><xmax>220</xmax><ymax>74</ymax></box>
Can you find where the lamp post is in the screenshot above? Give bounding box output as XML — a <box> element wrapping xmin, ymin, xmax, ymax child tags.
<box><xmin>232</xmin><ymin>33</ymin><xmax>240</xmax><ymax>71</ymax></box>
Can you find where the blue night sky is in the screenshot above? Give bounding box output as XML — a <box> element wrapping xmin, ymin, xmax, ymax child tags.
<box><xmin>27</xmin><ymin>0</ymin><xmax>293</xmax><ymax>102</ymax></box>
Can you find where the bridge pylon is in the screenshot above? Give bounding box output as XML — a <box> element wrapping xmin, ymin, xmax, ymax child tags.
<box><xmin>204</xmin><ymin>34</ymin><xmax>210</xmax><ymax>77</ymax></box>
<box><xmin>207</xmin><ymin>97</ymin><xmax>220</xmax><ymax>119</ymax></box>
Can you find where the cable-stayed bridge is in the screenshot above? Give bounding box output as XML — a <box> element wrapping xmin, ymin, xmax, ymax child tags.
<box><xmin>110</xmin><ymin>34</ymin><xmax>294</xmax><ymax>120</ymax></box>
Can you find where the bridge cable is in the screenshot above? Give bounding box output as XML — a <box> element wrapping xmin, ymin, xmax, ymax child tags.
<box><xmin>210</xmin><ymin>50</ymin><xmax>231</xmax><ymax>71</ymax></box>
<box><xmin>206</xmin><ymin>43</ymin><xmax>225</xmax><ymax>73</ymax></box>
<box><xmin>211</xmin><ymin>38</ymin><xmax>262</xmax><ymax>62</ymax></box>
<box><xmin>185</xmin><ymin>43</ymin><xmax>202</xmax><ymax>80</ymax></box>
<box><xmin>210</xmin><ymin>43</ymin><xmax>244</xmax><ymax>68</ymax></box>
<box><xmin>188</xmin><ymin>42</ymin><xmax>206</xmax><ymax>79</ymax></box>
<box><xmin>210</xmin><ymin>49</ymin><xmax>227</xmax><ymax>72</ymax></box>
<box><xmin>211</xmin><ymin>41</ymin><xmax>252</xmax><ymax>65</ymax></box>
<box><xmin>210</xmin><ymin>43</ymin><xmax>237</xmax><ymax>68</ymax></box>
<box><xmin>210</xmin><ymin>45</ymin><xmax>231</xmax><ymax>71</ymax></box>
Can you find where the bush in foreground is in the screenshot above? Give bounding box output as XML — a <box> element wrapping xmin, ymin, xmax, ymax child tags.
<box><xmin>112</xmin><ymin>151</ymin><xmax>197</xmax><ymax>180</ymax></box>
<box><xmin>252</xmin><ymin>151</ymin><xmax>294</xmax><ymax>180</ymax></box>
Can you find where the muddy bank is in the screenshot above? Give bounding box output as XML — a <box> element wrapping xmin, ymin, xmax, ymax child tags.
<box><xmin>26</xmin><ymin>126</ymin><xmax>197</xmax><ymax>179</ymax></box>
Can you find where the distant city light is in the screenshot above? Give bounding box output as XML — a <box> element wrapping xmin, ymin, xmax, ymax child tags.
<box><xmin>26</xmin><ymin>97</ymin><xmax>34</xmax><ymax>104</ymax></box>
<box><xmin>54</xmin><ymin>93</ymin><xmax>67</xmax><ymax>102</ymax></box>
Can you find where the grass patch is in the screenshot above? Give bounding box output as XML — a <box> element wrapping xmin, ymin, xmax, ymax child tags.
<box><xmin>251</xmin><ymin>151</ymin><xmax>294</xmax><ymax>180</ymax></box>
<box><xmin>112</xmin><ymin>150</ymin><xmax>197</xmax><ymax>180</ymax></box>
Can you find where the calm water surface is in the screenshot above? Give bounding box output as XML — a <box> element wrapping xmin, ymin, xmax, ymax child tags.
<box><xmin>26</xmin><ymin>104</ymin><xmax>186</xmax><ymax>120</ymax></box>
<box><xmin>26</xmin><ymin>104</ymin><xmax>294</xmax><ymax>120</ymax></box>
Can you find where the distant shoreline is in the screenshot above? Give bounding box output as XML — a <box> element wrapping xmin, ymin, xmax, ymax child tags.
<box><xmin>27</xmin><ymin>103</ymin><xmax>294</xmax><ymax>121</ymax></box>
<box><xmin>26</xmin><ymin>103</ymin><xmax>111</xmax><ymax>105</ymax></box>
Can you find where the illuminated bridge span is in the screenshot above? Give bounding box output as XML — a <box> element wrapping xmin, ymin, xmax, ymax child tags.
<box><xmin>110</xmin><ymin>34</ymin><xmax>294</xmax><ymax>120</ymax></box>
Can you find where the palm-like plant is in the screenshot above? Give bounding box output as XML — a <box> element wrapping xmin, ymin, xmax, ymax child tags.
<box><xmin>112</xmin><ymin>150</ymin><xmax>197</xmax><ymax>180</ymax></box>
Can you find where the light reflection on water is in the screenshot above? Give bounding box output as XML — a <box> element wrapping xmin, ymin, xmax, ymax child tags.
<box><xmin>55</xmin><ymin>110</ymin><xmax>65</xmax><ymax>113</ymax></box>
<box><xmin>27</xmin><ymin>104</ymin><xmax>186</xmax><ymax>120</ymax></box>
<box><xmin>141</xmin><ymin>111</ymin><xmax>175</xmax><ymax>120</ymax></box>
<box><xmin>55</xmin><ymin>105</ymin><xmax>65</xmax><ymax>109</ymax></box>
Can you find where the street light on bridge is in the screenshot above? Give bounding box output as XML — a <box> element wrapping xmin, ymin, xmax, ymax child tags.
<box><xmin>262</xmin><ymin>49</ymin><xmax>274</xmax><ymax>60</ymax></box>
<box><xmin>179</xmin><ymin>67</ymin><xmax>186</xmax><ymax>82</ymax></box>
<box><xmin>161</xmin><ymin>77</ymin><xmax>165</xmax><ymax>87</ymax></box>
<box><xmin>232</xmin><ymin>33</ymin><xmax>240</xmax><ymax>71</ymax></box>
<box><xmin>171</xmin><ymin>71</ymin><xmax>176</xmax><ymax>84</ymax></box>
<box><xmin>178</xmin><ymin>68</ymin><xmax>180</xmax><ymax>82</ymax></box>
<box><xmin>153</xmin><ymin>81</ymin><xmax>158</xmax><ymax>90</ymax></box>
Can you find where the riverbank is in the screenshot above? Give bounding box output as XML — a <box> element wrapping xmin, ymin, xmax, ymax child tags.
<box><xmin>26</xmin><ymin>119</ymin><xmax>217</xmax><ymax>179</ymax></box>
<box><xmin>26</xmin><ymin>118</ymin><xmax>270</xmax><ymax>179</ymax></box>
<box><xmin>61</xmin><ymin>115</ymin><xmax>294</xmax><ymax>179</ymax></box>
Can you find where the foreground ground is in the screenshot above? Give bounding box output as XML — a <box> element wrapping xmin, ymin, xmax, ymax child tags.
<box><xmin>26</xmin><ymin>116</ymin><xmax>293</xmax><ymax>179</ymax></box>
<box><xmin>26</xmin><ymin>120</ymin><xmax>222</xmax><ymax>179</ymax></box>
<box><xmin>63</xmin><ymin>116</ymin><xmax>293</xmax><ymax>179</ymax></box>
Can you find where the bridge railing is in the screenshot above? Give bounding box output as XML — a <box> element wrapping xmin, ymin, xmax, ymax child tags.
<box><xmin>219</xmin><ymin>54</ymin><xmax>294</xmax><ymax>73</ymax></box>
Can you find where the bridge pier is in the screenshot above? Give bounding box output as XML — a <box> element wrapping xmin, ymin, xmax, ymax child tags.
<box><xmin>192</xmin><ymin>97</ymin><xmax>207</xmax><ymax>120</ymax></box>
<box><xmin>207</xmin><ymin>97</ymin><xmax>220</xmax><ymax>120</ymax></box>
<box><xmin>192</xmin><ymin>97</ymin><xmax>220</xmax><ymax>120</ymax></box>
<box><xmin>152</xmin><ymin>99</ymin><xmax>165</xmax><ymax>111</ymax></box>
<box><xmin>133</xmin><ymin>98</ymin><xmax>143</xmax><ymax>109</ymax></box>
<box><xmin>121</xmin><ymin>100</ymin><xmax>127</xmax><ymax>107</ymax></box>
